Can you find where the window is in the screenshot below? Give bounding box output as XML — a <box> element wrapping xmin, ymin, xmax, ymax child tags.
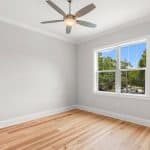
<box><xmin>95</xmin><ymin>40</ymin><xmax>148</xmax><ymax>96</ymax></box>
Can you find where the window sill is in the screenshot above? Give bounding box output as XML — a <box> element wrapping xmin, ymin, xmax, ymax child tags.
<box><xmin>94</xmin><ymin>91</ymin><xmax>150</xmax><ymax>101</ymax></box>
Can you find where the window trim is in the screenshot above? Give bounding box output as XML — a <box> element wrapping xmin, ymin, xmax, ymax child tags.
<box><xmin>94</xmin><ymin>38</ymin><xmax>150</xmax><ymax>99</ymax></box>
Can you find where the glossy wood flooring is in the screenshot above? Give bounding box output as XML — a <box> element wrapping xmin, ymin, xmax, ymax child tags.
<box><xmin>0</xmin><ymin>109</ymin><xmax>150</xmax><ymax>150</ymax></box>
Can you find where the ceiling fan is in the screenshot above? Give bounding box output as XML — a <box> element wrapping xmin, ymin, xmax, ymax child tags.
<box><xmin>40</xmin><ymin>0</ymin><xmax>96</xmax><ymax>34</ymax></box>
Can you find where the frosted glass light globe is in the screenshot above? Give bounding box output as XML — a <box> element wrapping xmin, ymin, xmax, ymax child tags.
<box><xmin>64</xmin><ymin>15</ymin><xmax>76</xmax><ymax>26</ymax></box>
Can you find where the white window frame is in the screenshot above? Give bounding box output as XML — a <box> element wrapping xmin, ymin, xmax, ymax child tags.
<box><xmin>94</xmin><ymin>39</ymin><xmax>150</xmax><ymax>99</ymax></box>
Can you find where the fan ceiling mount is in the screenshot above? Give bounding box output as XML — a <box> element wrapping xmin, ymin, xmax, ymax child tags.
<box><xmin>41</xmin><ymin>0</ymin><xmax>96</xmax><ymax>34</ymax></box>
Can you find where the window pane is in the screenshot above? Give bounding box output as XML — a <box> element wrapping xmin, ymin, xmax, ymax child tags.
<box><xmin>98</xmin><ymin>49</ymin><xmax>116</xmax><ymax>70</ymax></box>
<box><xmin>121</xmin><ymin>70</ymin><xmax>145</xmax><ymax>94</ymax></box>
<box><xmin>120</xmin><ymin>42</ymin><xmax>146</xmax><ymax>69</ymax></box>
<box><xmin>98</xmin><ymin>72</ymin><xmax>115</xmax><ymax>92</ymax></box>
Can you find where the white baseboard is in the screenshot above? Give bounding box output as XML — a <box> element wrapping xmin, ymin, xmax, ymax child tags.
<box><xmin>76</xmin><ymin>105</ymin><xmax>150</xmax><ymax>127</ymax></box>
<box><xmin>1</xmin><ymin>105</ymin><xmax>149</xmax><ymax>128</ymax></box>
<box><xmin>0</xmin><ymin>105</ymin><xmax>76</xmax><ymax>128</ymax></box>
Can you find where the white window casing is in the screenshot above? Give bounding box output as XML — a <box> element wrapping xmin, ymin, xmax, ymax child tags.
<box><xmin>94</xmin><ymin>38</ymin><xmax>150</xmax><ymax>99</ymax></box>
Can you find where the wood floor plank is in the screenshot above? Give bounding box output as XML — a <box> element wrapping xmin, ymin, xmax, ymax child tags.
<box><xmin>0</xmin><ymin>109</ymin><xmax>149</xmax><ymax>150</ymax></box>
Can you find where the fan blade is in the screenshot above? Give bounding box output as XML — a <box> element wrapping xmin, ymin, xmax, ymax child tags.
<box><xmin>75</xmin><ymin>4</ymin><xmax>96</xmax><ymax>18</ymax></box>
<box><xmin>46</xmin><ymin>0</ymin><xmax>66</xmax><ymax>16</ymax></box>
<box><xmin>77</xmin><ymin>20</ymin><xmax>96</xmax><ymax>28</ymax></box>
<box><xmin>40</xmin><ymin>20</ymin><xmax>64</xmax><ymax>24</ymax></box>
<box><xmin>66</xmin><ymin>26</ymin><xmax>72</xmax><ymax>34</ymax></box>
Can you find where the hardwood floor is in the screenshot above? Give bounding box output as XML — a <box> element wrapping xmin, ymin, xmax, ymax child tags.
<box><xmin>0</xmin><ymin>109</ymin><xmax>150</xmax><ymax>150</ymax></box>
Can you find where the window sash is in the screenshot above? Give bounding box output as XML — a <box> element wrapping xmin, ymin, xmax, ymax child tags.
<box><xmin>120</xmin><ymin>68</ymin><xmax>146</xmax><ymax>71</ymax></box>
<box><xmin>96</xmin><ymin>70</ymin><xmax>116</xmax><ymax>73</ymax></box>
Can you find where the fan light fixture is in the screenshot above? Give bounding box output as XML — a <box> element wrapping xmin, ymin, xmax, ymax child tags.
<box><xmin>41</xmin><ymin>0</ymin><xmax>96</xmax><ymax>34</ymax></box>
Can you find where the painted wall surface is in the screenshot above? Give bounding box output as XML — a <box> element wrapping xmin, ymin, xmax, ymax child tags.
<box><xmin>77</xmin><ymin>20</ymin><xmax>150</xmax><ymax>120</ymax></box>
<box><xmin>0</xmin><ymin>21</ymin><xmax>76</xmax><ymax>121</ymax></box>
<box><xmin>1</xmin><ymin>18</ymin><xmax>150</xmax><ymax>124</ymax></box>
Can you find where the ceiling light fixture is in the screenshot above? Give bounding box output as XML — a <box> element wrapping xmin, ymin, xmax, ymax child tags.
<box><xmin>41</xmin><ymin>0</ymin><xmax>96</xmax><ymax>34</ymax></box>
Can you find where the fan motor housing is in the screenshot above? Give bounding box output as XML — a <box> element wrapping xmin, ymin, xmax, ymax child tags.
<box><xmin>64</xmin><ymin>15</ymin><xmax>76</xmax><ymax>20</ymax></box>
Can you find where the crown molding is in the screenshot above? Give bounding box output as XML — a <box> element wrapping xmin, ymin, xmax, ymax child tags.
<box><xmin>0</xmin><ymin>17</ymin><xmax>76</xmax><ymax>45</ymax></box>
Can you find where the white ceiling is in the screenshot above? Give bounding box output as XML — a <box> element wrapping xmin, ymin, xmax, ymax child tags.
<box><xmin>0</xmin><ymin>0</ymin><xmax>150</xmax><ymax>43</ymax></box>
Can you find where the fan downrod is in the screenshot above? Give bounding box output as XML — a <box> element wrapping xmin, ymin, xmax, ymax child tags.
<box><xmin>67</xmin><ymin>0</ymin><xmax>72</xmax><ymax>3</ymax></box>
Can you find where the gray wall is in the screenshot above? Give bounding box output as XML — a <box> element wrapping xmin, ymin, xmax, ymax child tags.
<box><xmin>77</xmin><ymin>20</ymin><xmax>150</xmax><ymax>120</ymax></box>
<box><xmin>0</xmin><ymin>21</ymin><xmax>76</xmax><ymax>121</ymax></box>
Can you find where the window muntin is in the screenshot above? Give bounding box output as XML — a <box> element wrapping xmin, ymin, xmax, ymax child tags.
<box><xmin>96</xmin><ymin>41</ymin><xmax>147</xmax><ymax>96</ymax></box>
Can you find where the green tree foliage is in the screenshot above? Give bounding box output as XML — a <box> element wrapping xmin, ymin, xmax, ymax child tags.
<box><xmin>98</xmin><ymin>53</ymin><xmax>116</xmax><ymax>91</ymax></box>
<box><xmin>138</xmin><ymin>50</ymin><xmax>146</xmax><ymax>88</ymax></box>
<box><xmin>139</xmin><ymin>50</ymin><xmax>146</xmax><ymax>67</ymax></box>
<box><xmin>98</xmin><ymin>73</ymin><xmax>115</xmax><ymax>91</ymax></box>
<box><xmin>121</xmin><ymin>60</ymin><xmax>132</xmax><ymax>69</ymax></box>
<box><xmin>98</xmin><ymin>53</ymin><xmax>116</xmax><ymax>70</ymax></box>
